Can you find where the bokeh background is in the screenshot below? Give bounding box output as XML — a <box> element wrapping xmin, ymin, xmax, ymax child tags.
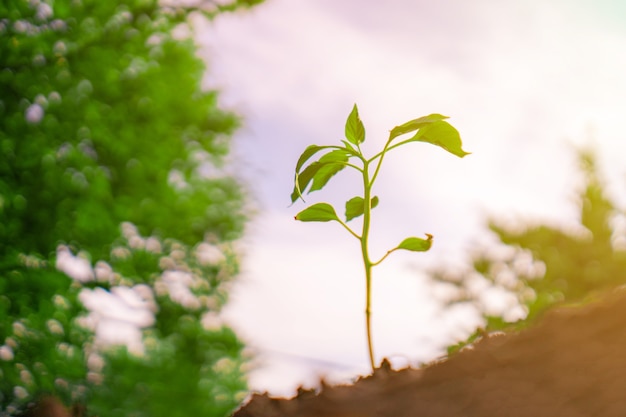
<box><xmin>198</xmin><ymin>0</ymin><xmax>626</xmax><ymax>395</ymax></box>
<box><xmin>3</xmin><ymin>1</ymin><xmax>626</xmax><ymax>415</ymax></box>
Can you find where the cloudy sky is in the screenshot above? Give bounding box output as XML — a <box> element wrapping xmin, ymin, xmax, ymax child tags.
<box><xmin>193</xmin><ymin>0</ymin><xmax>626</xmax><ymax>395</ymax></box>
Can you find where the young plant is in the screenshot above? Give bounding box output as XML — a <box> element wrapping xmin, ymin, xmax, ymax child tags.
<box><xmin>291</xmin><ymin>104</ymin><xmax>469</xmax><ymax>372</ymax></box>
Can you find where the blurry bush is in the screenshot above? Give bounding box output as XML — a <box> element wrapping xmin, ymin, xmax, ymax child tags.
<box><xmin>428</xmin><ymin>149</ymin><xmax>626</xmax><ymax>351</ymax></box>
<box><xmin>0</xmin><ymin>0</ymin><xmax>262</xmax><ymax>415</ymax></box>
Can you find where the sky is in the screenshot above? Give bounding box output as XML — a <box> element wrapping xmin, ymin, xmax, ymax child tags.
<box><xmin>189</xmin><ymin>0</ymin><xmax>626</xmax><ymax>396</ymax></box>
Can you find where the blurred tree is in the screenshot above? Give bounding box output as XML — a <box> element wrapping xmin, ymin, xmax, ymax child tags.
<box><xmin>0</xmin><ymin>0</ymin><xmax>262</xmax><ymax>415</ymax></box>
<box><xmin>429</xmin><ymin>149</ymin><xmax>626</xmax><ymax>349</ymax></box>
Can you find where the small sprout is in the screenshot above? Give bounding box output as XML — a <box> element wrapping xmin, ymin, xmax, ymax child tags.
<box><xmin>291</xmin><ymin>104</ymin><xmax>468</xmax><ymax>371</ymax></box>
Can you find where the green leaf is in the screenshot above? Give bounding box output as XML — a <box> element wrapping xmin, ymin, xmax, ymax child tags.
<box><xmin>295</xmin><ymin>145</ymin><xmax>330</xmax><ymax>173</ymax></box>
<box><xmin>295</xmin><ymin>203</ymin><xmax>339</xmax><ymax>222</ymax></box>
<box><xmin>291</xmin><ymin>149</ymin><xmax>351</xmax><ymax>202</ymax></box>
<box><xmin>291</xmin><ymin>161</ymin><xmax>324</xmax><ymax>203</ymax></box>
<box><xmin>310</xmin><ymin>150</ymin><xmax>349</xmax><ymax>192</ymax></box>
<box><xmin>292</xmin><ymin>145</ymin><xmax>356</xmax><ymax>203</ymax></box>
<box><xmin>345</xmin><ymin>196</ymin><xmax>379</xmax><ymax>222</ymax></box>
<box><xmin>389</xmin><ymin>114</ymin><xmax>449</xmax><ymax>141</ymax></box>
<box><xmin>396</xmin><ymin>234</ymin><xmax>433</xmax><ymax>252</ymax></box>
<box><xmin>345</xmin><ymin>104</ymin><xmax>365</xmax><ymax>145</ymax></box>
<box><xmin>341</xmin><ymin>140</ymin><xmax>359</xmax><ymax>155</ymax></box>
<box><xmin>408</xmin><ymin>121</ymin><xmax>469</xmax><ymax>158</ymax></box>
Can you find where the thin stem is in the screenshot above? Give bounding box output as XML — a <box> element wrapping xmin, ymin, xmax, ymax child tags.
<box><xmin>371</xmin><ymin>248</ymin><xmax>397</xmax><ymax>267</ymax></box>
<box><xmin>365</xmin><ymin>263</ymin><xmax>375</xmax><ymax>371</ymax></box>
<box><xmin>367</xmin><ymin>136</ymin><xmax>416</xmax><ymax>165</ymax></box>
<box><xmin>344</xmin><ymin>162</ymin><xmax>364</xmax><ymax>172</ymax></box>
<box><xmin>360</xmin><ymin>159</ymin><xmax>376</xmax><ymax>371</ymax></box>
<box><xmin>369</xmin><ymin>137</ymin><xmax>394</xmax><ymax>187</ymax></box>
<box><xmin>336</xmin><ymin>219</ymin><xmax>361</xmax><ymax>240</ymax></box>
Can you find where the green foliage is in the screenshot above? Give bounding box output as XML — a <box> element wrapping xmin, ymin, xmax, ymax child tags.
<box><xmin>0</xmin><ymin>0</ymin><xmax>261</xmax><ymax>415</ymax></box>
<box><xmin>291</xmin><ymin>104</ymin><xmax>468</xmax><ymax>370</ymax></box>
<box><xmin>89</xmin><ymin>325</ymin><xmax>246</xmax><ymax>417</ymax></box>
<box><xmin>0</xmin><ymin>1</ymin><xmax>248</xmax><ymax>259</ymax></box>
<box><xmin>0</xmin><ymin>264</ymin><xmax>91</xmax><ymax>408</ymax></box>
<box><xmin>345</xmin><ymin>196</ymin><xmax>378</xmax><ymax>222</ymax></box>
<box><xmin>396</xmin><ymin>235</ymin><xmax>433</xmax><ymax>252</ymax></box>
<box><xmin>345</xmin><ymin>104</ymin><xmax>365</xmax><ymax>145</ymax></box>
<box><xmin>430</xmin><ymin>148</ymin><xmax>626</xmax><ymax>341</ymax></box>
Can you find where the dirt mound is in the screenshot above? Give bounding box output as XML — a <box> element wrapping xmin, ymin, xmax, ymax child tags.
<box><xmin>234</xmin><ymin>288</ymin><xmax>626</xmax><ymax>417</ymax></box>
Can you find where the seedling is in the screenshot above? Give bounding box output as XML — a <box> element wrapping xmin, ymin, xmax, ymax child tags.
<box><xmin>291</xmin><ymin>104</ymin><xmax>469</xmax><ymax>371</ymax></box>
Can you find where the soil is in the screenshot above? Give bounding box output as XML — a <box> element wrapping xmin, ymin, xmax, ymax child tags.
<box><xmin>233</xmin><ymin>288</ymin><xmax>626</xmax><ymax>417</ymax></box>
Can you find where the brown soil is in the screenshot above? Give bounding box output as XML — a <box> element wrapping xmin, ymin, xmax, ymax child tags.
<box><xmin>234</xmin><ymin>288</ymin><xmax>626</xmax><ymax>417</ymax></box>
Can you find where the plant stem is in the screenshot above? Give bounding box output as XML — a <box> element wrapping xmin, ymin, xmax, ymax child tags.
<box><xmin>364</xmin><ymin>263</ymin><xmax>375</xmax><ymax>371</ymax></box>
<box><xmin>361</xmin><ymin>160</ymin><xmax>376</xmax><ymax>372</ymax></box>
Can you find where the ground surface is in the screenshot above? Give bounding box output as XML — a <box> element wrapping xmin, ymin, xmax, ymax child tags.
<box><xmin>234</xmin><ymin>288</ymin><xmax>626</xmax><ymax>417</ymax></box>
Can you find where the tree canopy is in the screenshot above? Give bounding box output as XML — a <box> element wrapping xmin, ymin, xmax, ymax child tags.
<box><xmin>0</xmin><ymin>0</ymin><xmax>261</xmax><ymax>415</ymax></box>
